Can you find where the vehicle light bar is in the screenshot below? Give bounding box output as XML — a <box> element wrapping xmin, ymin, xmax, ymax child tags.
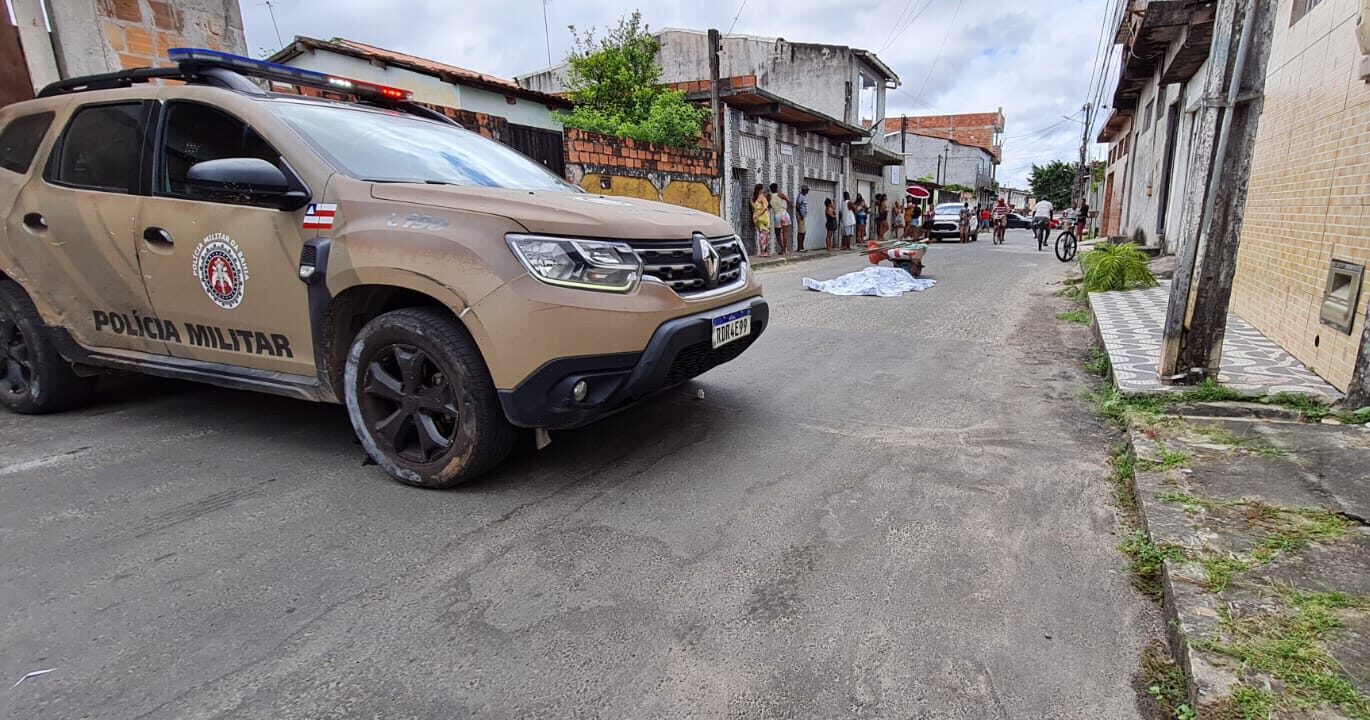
<box><xmin>167</xmin><ymin>47</ymin><xmax>414</xmax><ymax>101</ymax></box>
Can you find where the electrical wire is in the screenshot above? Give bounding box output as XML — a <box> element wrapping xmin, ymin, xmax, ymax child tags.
<box><xmin>880</xmin><ymin>0</ymin><xmax>936</xmax><ymax>53</ymax></box>
<box><xmin>912</xmin><ymin>0</ymin><xmax>964</xmax><ymax>103</ymax></box>
<box><xmin>726</xmin><ymin>0</ymin><xmax>749</xmax><ymax>35</ymax></box>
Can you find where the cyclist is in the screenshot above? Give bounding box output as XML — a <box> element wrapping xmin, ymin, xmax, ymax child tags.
<box><xmin>992</xmin><ymin>197</ymin><xmax>1010</xmax><ymax>242</ymax></box>
<box><xmin>1076</xmin><ymin>200</ymin><xmax>1090</xmax><ymax>240</ymax></box>
<box><xmin>1032</xmin><ymin>197</ymin><xmax>1054</xmax><ymax>250</ymax></box>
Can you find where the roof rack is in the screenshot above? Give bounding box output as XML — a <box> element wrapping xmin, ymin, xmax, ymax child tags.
<box><xmin>37</xmin><ymin>47</ymin><xmax>416</xmax><ymax>104</ymax></box>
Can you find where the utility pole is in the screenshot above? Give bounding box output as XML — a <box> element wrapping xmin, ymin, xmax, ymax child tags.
<box><xmin>708</xmin><ymin>29</ymin><xmax>725</xmax><ymax>219</ymax></box>
<box><xmin>1158</xmin><ymin>0</ymin><xmax>1276</xmax><ymax>384</ymax></box>
<box><xmin>901</xmin><ymin>113</ymin><xmax>907</xmax><ymax>188</ymax></box>
<box><xmin>1073</xmin><ymin>102</ymin><xmax>1092</xmax><ymax>205</ymax></box>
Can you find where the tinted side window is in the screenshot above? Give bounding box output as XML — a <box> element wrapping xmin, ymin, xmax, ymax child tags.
<box><xmin>50</xmin><ymin>103</ymin><xmax>145</xmax><ymax>193</ymax></box>
<box><xmin>0</xmin><ymin>113</ymin><xmax>55</xmax><ymax>175</ymax></box>
<box><xmin>159</xmin><ymin>102</ymin><xmax>280</xmax><ymax>200</ymax></box>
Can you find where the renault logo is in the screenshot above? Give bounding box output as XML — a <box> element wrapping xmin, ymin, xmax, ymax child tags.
<box><xmin>693</xmin><ymin>233</ymin><xmax>721</xmax><ymax>288</ymax></box>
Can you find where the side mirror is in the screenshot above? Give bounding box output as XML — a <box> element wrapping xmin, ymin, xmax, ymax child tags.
<box><xmin>185</xmin><ymin>158</ymin><xmax>309</xmax><ymax>211</ymax></box>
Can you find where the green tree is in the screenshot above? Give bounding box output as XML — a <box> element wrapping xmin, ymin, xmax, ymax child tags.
<box><xmin>1029</xmin><ymin>160</ymin><xmax>1077</xmax><ymax>208</ymax></box>
<box><xmin>556</xmin><ymin>12</ymin><xmax>709</xmax><ymax>148</ymax></box>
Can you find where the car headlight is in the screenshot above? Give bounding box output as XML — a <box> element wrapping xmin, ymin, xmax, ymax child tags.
<box><xmin>507</xmin><ymin>235</ymin><xmax>642</xmax><ymax>293</ymax></box>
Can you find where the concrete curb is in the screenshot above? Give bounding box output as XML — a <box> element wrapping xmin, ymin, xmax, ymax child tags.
<box><xmin>1125</xmin><ymin>429</ymin><xmax>1244</xmax><ymax>712</ymax></box>
<box><xmin>750</xmin><ymin>250</ymin><xmax>848</xmax><ymax>271</ymax></box>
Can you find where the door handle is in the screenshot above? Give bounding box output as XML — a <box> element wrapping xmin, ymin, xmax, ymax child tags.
<box><xmin>22</xmin><ymin>213</ymin><xmax>46</xmax><ymax>230</ymax></box>
<box><xmin>143</xmin><ymin>227</ymin><xmax>174</xmax><ymax>245</ymax></box>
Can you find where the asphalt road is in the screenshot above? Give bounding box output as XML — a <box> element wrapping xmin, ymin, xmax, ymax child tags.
<box><xmin>1</xmin><ymin>228</ymin><xmax>1152</xmax><ymax>719</ymax></box>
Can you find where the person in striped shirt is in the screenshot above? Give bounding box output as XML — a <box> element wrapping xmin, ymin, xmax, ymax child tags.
<box><xmin>992</xmin><ymin>197</ymin><xmax>1010</xmax><ymax>242</ymax></box>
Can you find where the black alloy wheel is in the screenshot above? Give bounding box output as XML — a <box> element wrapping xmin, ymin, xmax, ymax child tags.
<box><xmin>0</xmin><ymin>308</ymin><xmax>32</xmax><ymax>396</ymax></box>
<box><xmin>359</xmin><ymin>343</ymin><xmax>462</xmax><ymax>465</ymax></box>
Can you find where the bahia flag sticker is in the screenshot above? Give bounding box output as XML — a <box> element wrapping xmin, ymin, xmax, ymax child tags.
<box><xmin>303</xmin><ymin>203</ymin><xmax>337</xmax><ymax>230</ymax></box>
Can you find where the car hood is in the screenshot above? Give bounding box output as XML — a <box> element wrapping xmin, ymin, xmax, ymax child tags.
<box><xmin>369</xmin><ymin>184</ymin><xmax>735</xmax><ymax>241</ymax></box>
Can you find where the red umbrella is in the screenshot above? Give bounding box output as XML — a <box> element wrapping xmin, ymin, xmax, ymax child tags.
<box><xmin>905</xmin><ymin>185</ymin><xmax>931</xmax><ymax>199</ymax></box>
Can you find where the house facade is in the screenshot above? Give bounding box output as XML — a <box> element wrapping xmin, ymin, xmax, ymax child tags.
<box><xmin>881</xmin><ymin>112</ymin><xmax>1004</xmax><ymax>203</ymax></box>
<box><xmin>1098</xmin><ymin>0</ymin><xmax>1217</xmax><ymax>251</ymax></box>
<box><xmin>1229</xmin><ymin>0</ymin><xmax>1370</xmax><ymax>396</ymax></box>
<box><xmin>517</xmin><ymin>29</ymin><xmax>900</xmax><ymax>243</ymax></box>
<box><xmin>879</xmin><ymin>131</ymin><xmax>996</xmax><ymax>202</ymax></box>
<box><xmin>1100</xmin><ymin>0</ymin><xmax>1370</xmax><ymax>398</ymax></box>
<box><xmin>270</xmin><ymin>37</ymin><xmax>572</xmax><ymax>175</ymax></box>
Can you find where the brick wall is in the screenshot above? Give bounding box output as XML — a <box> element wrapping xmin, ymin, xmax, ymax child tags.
<box><xmin>563</xmin><ymin>128</ymin><xmax>714</xmax><ymax>177</ymax></box>
<box><xmin>93</xmin><ymin>0</ymin><xmax>244</xmax><ymax>71</ymax></box>
<box><xmin>1229</xmin><ymin>0</ymin><xmax>1370</xmax><ymax>393</ymax></box>
<box><xmin>562</xmin><ymin>128</ymin><xmax>720</xmax><ymax>215</ymax></box>
<box><xmin>883</xmin><ymin>111</ymin><xmax>1004</xmax><ymax>162</ymax></box>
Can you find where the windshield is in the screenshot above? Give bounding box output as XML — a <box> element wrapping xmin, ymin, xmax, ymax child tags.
<box><xmin>936</xmin><ymin>204</ymin><xmax>964</xmax><ymax>213</ymax></box>
<box><xmin>268</xmin><ymin>100</ymin><xmax>576</xmax><ymax>191</ymax></box>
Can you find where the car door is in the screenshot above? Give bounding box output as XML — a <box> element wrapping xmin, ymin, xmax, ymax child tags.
<box><xmin>5</xmin><ymin>100</ymin><xmax>170</xmax><ymax>355</ymax></box>
<box><xmin>135</xmin><ymin>99</ymin><xmax>316</xmax><ymax>376</ymax></box>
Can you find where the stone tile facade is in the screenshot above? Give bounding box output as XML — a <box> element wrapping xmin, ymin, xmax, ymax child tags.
<box><xmin>725</xmin><ymin>106</ymin><xmax>851</xmax><ymax>250</ymax></box>
<box><xmin>1230</xmin><ymin>0</ymin><xmax>1370</xmax><ymax>393</ymax></box>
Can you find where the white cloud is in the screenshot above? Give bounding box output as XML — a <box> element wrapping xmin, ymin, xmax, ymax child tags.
<box><xmin>240</xmin><ymin>0</ymin><xmax>1119</xmax><ymax>186</ymax></box>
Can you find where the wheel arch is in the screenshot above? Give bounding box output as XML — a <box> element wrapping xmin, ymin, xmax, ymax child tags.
<box><xmin>320</xmin><ymin>273</ymin><xmax>495</xmax><ymax>402</ymax></box>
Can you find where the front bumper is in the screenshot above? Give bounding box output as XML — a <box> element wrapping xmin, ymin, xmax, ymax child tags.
<box><xmin>497</xmin><ymin>296</ymin><xmax>769</xmax><ymax>429</ymax></box>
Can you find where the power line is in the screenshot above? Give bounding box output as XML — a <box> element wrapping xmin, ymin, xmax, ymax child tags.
<box><xmin>912</xmin><ymin>0</ymin><xmax>964</xmax><ymax>105</ymax></box>
<box><xmin>880</xmin><ymin>0</ymin><xmax>935</xmax><ymax>53</ymax></box>
<box><xmin>879</xmin><ymin>0</ymin><xmax>916</xmax><ymax>51</ymax></box>
<box><xmin>726</xmin><ymin>0</ymin><xmax>749</xmax><ymax>35</ymax></box>
<box><xmin>1000</xmin><ymin>111</ymin><xmax>1082</xmax><ymax>142</ymax></box>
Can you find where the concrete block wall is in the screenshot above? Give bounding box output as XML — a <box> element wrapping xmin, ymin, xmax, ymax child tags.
<box><xmin>47</xmin><ymin>0</ymin><xmax>244</xmax><ymax>76</ymax></box>
<box><xmin>1230</xmin><ymin>0</ymin><xmax>1370</xmax><ymax>393</ymax></box>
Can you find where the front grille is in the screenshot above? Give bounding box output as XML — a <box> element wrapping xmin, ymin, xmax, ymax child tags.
<box><xmin>629</xmin><ymin>236</ymin><xmax>746</xmax><ymax>296</ymax></box>
<box><xmin>663</xmin><ymin>326</ymin><xmax>762</xmax><ymax>385</ymax></box>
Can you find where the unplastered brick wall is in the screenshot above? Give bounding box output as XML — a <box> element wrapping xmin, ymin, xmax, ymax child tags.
<box><xmin>1229</xmin><ymin>0</ymin><xmax>1370</xmax><ymax>393</ymax></box>
<box><xmin>563</xmin><ymin>127</ymin><xmax>714</xmax><ymax>176</ymax></box>
<box><xmin>92</xmin><ymin>0</ymin><xmax>245</xmax><ymax>71</ymax></box>
<box><xmin>562</xmin><ymin>128</ymin><xmax>720</xmax><ymax>215</ymax></box>
<box><xmin>883</xmin><ymin>113</ymin><xmax>1004</xmax><ymax>162</ymax></box>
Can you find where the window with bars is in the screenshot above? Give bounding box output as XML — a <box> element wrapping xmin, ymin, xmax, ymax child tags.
<box><xmin>1292</xmin><ymin>0</ymin><xmax>1323</xmax><ymax>24</ymax></box>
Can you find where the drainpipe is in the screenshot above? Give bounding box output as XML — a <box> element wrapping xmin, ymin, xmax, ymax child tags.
<box><xmin>11</xmin><ymin>0</ymin><xmax>62</xmax><ymax>90</ymax></box>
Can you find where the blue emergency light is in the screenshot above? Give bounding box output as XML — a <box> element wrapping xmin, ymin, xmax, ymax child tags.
<box><xmin>167</xmin><ymin>47</ymin><xmax>414</xmax><ymax>101</ymax></box>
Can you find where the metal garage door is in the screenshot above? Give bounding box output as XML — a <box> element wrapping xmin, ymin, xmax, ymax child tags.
<box><xmin>804</xmin><ymin>178</ymin><xmax>835</xmax><ymax>238</ymax></box>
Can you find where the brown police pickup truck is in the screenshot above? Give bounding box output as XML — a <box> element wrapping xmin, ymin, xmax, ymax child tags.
<box><xmin>0</xmin><ymin>49</ymin><xmax>767</xmax><ymax>487</ymax></box>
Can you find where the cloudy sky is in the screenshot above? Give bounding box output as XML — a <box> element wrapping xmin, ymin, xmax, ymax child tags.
<box><xmin>240</xmin><ymin>0</ymin><xmax>1121</xmax><ymax>187</ymax></box>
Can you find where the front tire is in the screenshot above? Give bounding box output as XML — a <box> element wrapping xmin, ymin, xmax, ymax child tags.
<box><xmin>0</xmin><ymin>280</ymin><xmax>95</xmax><ymax>414</ymax></box>
<box><xmin>344</xmin><ymin>307</ymin><xmax>515</xmax><ymax>488</ymax></box>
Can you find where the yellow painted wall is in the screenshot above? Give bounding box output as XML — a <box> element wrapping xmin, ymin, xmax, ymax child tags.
<box><xmin>578</xmin><ymin>174</ymin><xmax>720</xmax><ymax>216</ymax></box>
<box><xmin>662</xmin><ymin>180</ymin><xmax>720</xmax><ymax>215</ymax></box>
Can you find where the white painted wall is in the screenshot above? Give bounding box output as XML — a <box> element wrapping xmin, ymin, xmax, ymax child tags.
<box><xmin>282</xmin><ymin>49</ymin><xmax>562</xmax><ymax>130</ymax></box>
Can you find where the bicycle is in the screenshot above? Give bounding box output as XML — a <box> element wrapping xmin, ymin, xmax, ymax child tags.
<box><xmin>992</xmin><ymin>219</ymin><xmax>1006</xmax><ymax>244</ymax></box>
<box><xmin>1033</xmin><ymin>218</ymin><xmax>1050</xmax><ymax>251</ymax></box>
<box><xmin>1055</xmin><ymin>228</ymin><xmax>1078</xmax><ymax>262</ymax></box>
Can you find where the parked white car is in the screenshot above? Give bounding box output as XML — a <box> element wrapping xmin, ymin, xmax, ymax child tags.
<box><xmin>928</xmin><ymin>203</ymin><xmax>978</xmax><ymax>241</ymax></box>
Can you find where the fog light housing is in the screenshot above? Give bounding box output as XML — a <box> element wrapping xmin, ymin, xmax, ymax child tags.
<box><xmin>572</xmin><ymin>380</ymin><xmax>589</xmax><ymax>402</ymax></box>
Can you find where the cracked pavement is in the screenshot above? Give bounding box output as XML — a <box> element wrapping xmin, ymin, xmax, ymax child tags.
<box><xmin>1</xmin><ymin>230</ymin><xmax>1152</xmax><ymax>719</ymax></box>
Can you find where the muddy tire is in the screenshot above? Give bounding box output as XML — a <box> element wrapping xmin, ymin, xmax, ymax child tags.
<box><xmin>344</xmin><ymin>307</ymin><xmax>515</xmax><ymax>488</ymax></box>
<box><xmin>0</xmin><ymin>279</ymin><xmax>96</xmax><ymax>414</ymax></box>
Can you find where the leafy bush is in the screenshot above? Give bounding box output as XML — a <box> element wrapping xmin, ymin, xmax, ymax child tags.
<box><xmin>1081</xmin><ymin>243</ymin><xmax>1158</xmax><ymax>293</ymax></box>
<box><xmin>555</xmin><ymin>12</ymin><xmax>710</xmax><ymax>148</ymax></box>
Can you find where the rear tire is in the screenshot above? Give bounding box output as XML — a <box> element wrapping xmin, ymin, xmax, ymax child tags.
<box><xmin>1055</xmin><ymin>231</ymin><xmax>1078</xmax><ymax>262</ymax></box>
<box><xmin>344</xmin><ymin>307</ymin><xmax>515</xmax><ymax>488</ymax></box>
<box><xmin>0</xmin><ymin>279</ymin><xmax>95</xmax><ymax>414</ymax></box>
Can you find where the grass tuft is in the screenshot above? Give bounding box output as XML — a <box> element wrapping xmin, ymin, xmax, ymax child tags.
<box><xmin>1195</xmin><ymin>588</ymin><xmax>1370</xmax><ymax>718</ymax></box>
<box><xmin>1058</xmin><ymin>308</ymin><xmax>1091</xmax><ymax>324</ymax></box>
<box><xmin>1085</xmin><ymin>347</ymin><xmax>1111</xmax><ymax>377</ymax></box>
<box><xmin>1121</xmin><ymin>530</ymin><xmax>1188</xmax><ymax>600</ymax></box>
<box><xmin>1142</xmin><ymin>643</ymin><xmax>1196</xmax><ymax>719</ymax></box>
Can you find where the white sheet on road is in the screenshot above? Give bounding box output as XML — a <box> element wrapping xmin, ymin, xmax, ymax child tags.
<box><xmin>802</xmin><ymin>266</ymin><xmax>938</xmax><ymax>297</ymax></box>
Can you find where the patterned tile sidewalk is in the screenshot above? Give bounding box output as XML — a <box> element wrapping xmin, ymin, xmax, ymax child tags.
<box><xmin>1089</xmin><ymin>282</ymin><xmax>1341</xmax><ymax>399</ymax></box>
